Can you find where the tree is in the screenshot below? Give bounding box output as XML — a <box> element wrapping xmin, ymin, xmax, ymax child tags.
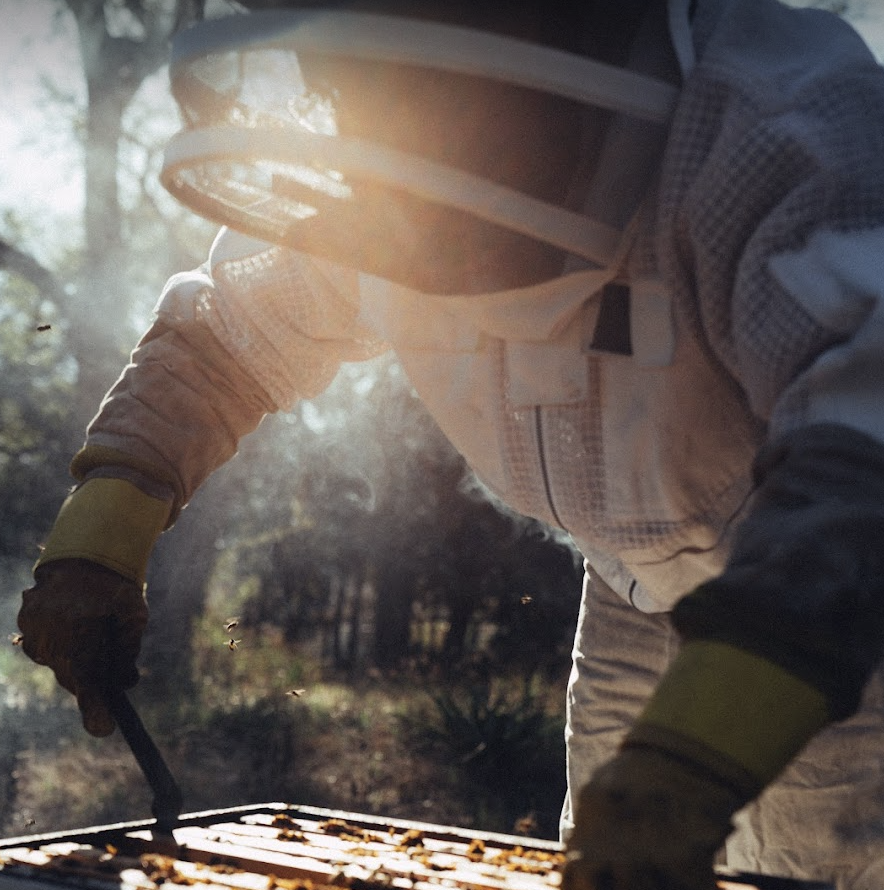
<box><xmin>210</xmin><ymin>355</ymin><xmax>582</xmax><ymax>679</ymax></box>
<box><xmin>0</xmin><ymin>0</ymin><xmax>216</xmax><ymax>687</ymax></box>
<box><xmin>1</xmin><ymin>0</ymin><xmax>211</xmax><ymax>427</ymax></box>
<box><xmin>0</xmin><ymin>252</ymin><xmax>73</xmax><ymax>566</ymax></box>
<box><xmin>66</xmin><ymin>0</ymin><xmax>211</xmax><ymax>413</ymax></box>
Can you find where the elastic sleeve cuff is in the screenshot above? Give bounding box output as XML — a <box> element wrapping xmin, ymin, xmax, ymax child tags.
<box><xmin>71</xmin><ymin>444</ymin><xmax>184</xmax><ymax>517</ymax></box>
<box><xmin>627</xmin><ymin>640</ymin><xmax>831</xmax><ymax>797</ymax></box>
<box><xmin>35</xmin><ymin>478</ymin><xmax>171</xmax><ymax>585</ymax></box>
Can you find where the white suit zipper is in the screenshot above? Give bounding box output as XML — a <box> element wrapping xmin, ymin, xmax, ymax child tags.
<box><xmin>535</xmin><ymin>406</ymin><xmax>566</xmax><ymax>529</ymax></box>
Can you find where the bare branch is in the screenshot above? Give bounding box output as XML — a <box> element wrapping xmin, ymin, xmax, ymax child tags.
<box><xmin>174</xmin><ymin>0</ymin><xmax>207</xmax><ymax>32</ymax></box>
<box><xmin>0</xmin><ymin>238</ymin><xmax>69</xmax><ymax>306</ymax></box>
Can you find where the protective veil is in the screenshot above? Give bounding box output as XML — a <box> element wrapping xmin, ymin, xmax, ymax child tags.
<box><xmin>158</xmin><ymin>0</ymin><xmax>764</xmax><ymax>611</ymax></box>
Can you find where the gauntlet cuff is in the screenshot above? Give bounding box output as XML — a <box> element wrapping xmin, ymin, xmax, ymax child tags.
<box><xmin>35</xmin><ymin>478</ymin><xmax>171</xmax><ymax>585</ymax></box>
<box><xmin>627</xmin><ymin>640</ymin><xmax>830</xmax><ymax>797</ymax></box>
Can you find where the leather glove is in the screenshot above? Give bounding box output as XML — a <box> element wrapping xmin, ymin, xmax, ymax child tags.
<box><xmin>19</xmin><ymin>559</ymin><xmax>148</xmax><ymax>736</ymax></box>
<box><xmin>18</xmin><ymin>476</ymin><xmax>170</xmax><ymax>736</ymax></box>
<box><xmin>563</xmin><ymin>746</ymin><xmax>742</xmax><ymax>890</ymax></box>
<box><xmin>563</xmin><ymin>639</ymin><xmax>832</xmax><ymax>890</ymax></box>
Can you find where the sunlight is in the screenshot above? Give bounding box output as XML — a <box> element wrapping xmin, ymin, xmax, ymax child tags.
<box><xmin>0</xmin><ymin>0</ymin><xmax>85</xmax><ymax>247</ymax></box>
<box><xmin>1</xmin><ymin>0</ymin><xmax>882</xmax><ymax>249</ymax></box>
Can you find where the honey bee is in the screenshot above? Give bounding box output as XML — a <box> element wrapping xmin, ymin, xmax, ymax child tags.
<box><xmin>514</xmin><ymin>812</ymin><xmax>538</xmax><ymax>836</ymax></box>
<box><xmin>286</xmin><ymin>688</ymin><xmax>306</xmax><ymax>697</ymax></box>
<box><xmin>9</xmin><ymin>633</ymin><xmax>23</xmax><ymax>646</ymax></box>
<box><xmin>465</xmin><ymin>838</ymin><xmax>486</xmax><ymax>861</ymax></box>
<box><xmin>520</xmin><ymin>595</ymin><xmax>533</xmax><ymax>605</ymax></box>
<box><xmin>36</xmin><ymin>324</ymin><xmax>51</xmax><ymax>332</ymax></box>
<box><xmin>224</xmin><ymin>617</ymin><xmax>240</xmax><ymax>632</ymax></box>
<box><xmin>227</xmin><ymin>638</ymin><xmax>242</xmax><ymax>651</ymax></box>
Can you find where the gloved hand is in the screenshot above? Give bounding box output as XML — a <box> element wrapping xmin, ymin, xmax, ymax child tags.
<box><xmin>563</xmin><ymin>746</ymin><xmax>742</xmax><ymax>890</ymax></box>
<box><xmin>563</xmin><ymin>639</ymin><xmax>833</xmax><ymax>890</ymax></box>
<box><xmin>18</xmin><ymin>558</ymin><xmax>148</xmax><ymax>736</ymax></box>
<box><xmin>18</xmin><ymin>475</ymin><xmax>170</xmax><ymax>735</ymax></box>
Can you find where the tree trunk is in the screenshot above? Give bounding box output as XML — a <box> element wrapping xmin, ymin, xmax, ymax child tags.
<box><xmin>138</xmin><ymin>471</ymin><xmax>230</xmax><ymax>706</ymax></box>
<box><xmin>373</xmin><ymin>556</ymin><xmax>415</xmax><ymax>669</ymax></box>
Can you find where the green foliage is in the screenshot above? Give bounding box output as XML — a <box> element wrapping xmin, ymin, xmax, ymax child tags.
<box><xmin>405</xmin><ymin>674</ymin><xmax>568</xmax><ymax>837</ymax></box>
<box><xmin>189</xmin><ymin>614</ymin><xmax>316</xmax><ymax>714</ymax></box>
<box><xmin>0</xmin><ymin>272</ymin><xmax>75</xmax><ymax>560</ymax></box>
<box><xmin>424</xmin><ymin>677</ymin><xmax>565</xmax><ymax>775</ymax></box>
<box><xmin>0</xmin><ymin>637</ymin><xmax>71</xmax><ymax>705</ymax></box>
<box><xmin>173</xmin><ymin>696</ymin><xmax>306</xmax><ymax>806</ymax></box>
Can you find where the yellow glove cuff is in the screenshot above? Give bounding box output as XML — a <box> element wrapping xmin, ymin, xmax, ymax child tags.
<box><xmin>632</xmin><ymin>640</ymin><xmax>830</xmax><ymax>793</ymax></box>
<box><xmin>35</xmin><ymin>478</ymin><xmax>171</xmax><ymax>585</ymax></box>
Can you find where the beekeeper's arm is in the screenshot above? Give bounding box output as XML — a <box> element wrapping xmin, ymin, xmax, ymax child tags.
<box><xmin>563</xmin><ymin>27</ymin><xmax>884</xmax><ymax>890</ymax></box>
<box><xmin>18</xmin><ymin>229</ymin><xmax>386</xmax><ymax>736</ymax></box>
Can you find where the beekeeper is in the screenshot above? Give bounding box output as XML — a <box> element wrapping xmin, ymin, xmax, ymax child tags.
<box><xmin>18</xmin><ymin>0</ymin><xmax>884</xmax><ymax>886</ymax></box>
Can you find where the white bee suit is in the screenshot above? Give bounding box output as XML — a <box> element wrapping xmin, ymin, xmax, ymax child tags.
<box><xmin>78</xmin><ymin>0</ymin><xmax>884</xmax><ymax>884</ymax></box>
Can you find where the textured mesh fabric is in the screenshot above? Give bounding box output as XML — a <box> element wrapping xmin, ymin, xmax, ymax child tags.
<box><xmin>83</xmin><ymin>235</ymin><xmax>387</xmax><ymax>511</ymax></box>
<box><xmin>657</xmin><ymin>0</ymin><xmax>884</xmax><ymax>431</ymax></box>
<box><xmin>452</xmin><ymin>0</ymin><xmax>884</xmax><ymax>608</ymax></box>
<box><xmin>205</xmin><ymin>241</ymin><xmax>388</xmax><ymax>410</ymax></box>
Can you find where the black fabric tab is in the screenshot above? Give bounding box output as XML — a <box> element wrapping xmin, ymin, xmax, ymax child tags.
<box><xmin>589</xmin><ymin>282</ymin><xmax>632</xmax><ymax>355</ymax></box>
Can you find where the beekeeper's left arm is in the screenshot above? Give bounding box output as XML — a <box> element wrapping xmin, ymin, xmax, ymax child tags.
<box><xmin>563</xmin><ymin>23</ymin><xmax>884</xmax><ymax>889</ymax></box>
<box><xmin>18</xmin><ymin>229</ymin><xmax>387</xmax><ymax>735</ymax></box>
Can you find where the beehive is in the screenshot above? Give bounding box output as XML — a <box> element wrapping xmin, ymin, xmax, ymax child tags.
<box><xmin>0</xmin><ymin>804</ymin><xmax>832</xmax><ymax>890</ymax></box>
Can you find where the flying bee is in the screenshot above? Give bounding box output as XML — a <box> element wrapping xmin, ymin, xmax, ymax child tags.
<box><xmin>227</xmin><ymin>638</ymin><xmax>242</xmax><ymax>651</ymax></box>
<box><xmin>520</xmin><ymin>595</ymin><xmax>533</xmax><ymax>605</ymax></box>
<box><xmin>9</xmin><ymin>633</ymin><xmax>23</xmax><ymax>646</ymax></box>
<box><xmin>36</xmin><ymin>324</ymin><xmax>51</xmax><ymax>332</ymax></box>
<box><xmin>224</xmin><ymin>617</ymin><xmax>240</xmax><ymax>632</ymax></box>
<box><xmin>286</xmin><ymin>688</ymin><xmax>306</xmax><ymax>698</ymax></box>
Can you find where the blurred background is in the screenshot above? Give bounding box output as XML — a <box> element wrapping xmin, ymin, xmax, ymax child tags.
<box><xmin>0</xmin><ymin>0</ymin><xmax>880</xmax><ymax>842</ymax></box>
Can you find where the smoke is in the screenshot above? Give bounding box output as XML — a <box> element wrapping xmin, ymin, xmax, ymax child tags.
<box><xmin>457</xmin><ymin>461</ymin><xmax>581</xmax><ymax>558</ymax></box>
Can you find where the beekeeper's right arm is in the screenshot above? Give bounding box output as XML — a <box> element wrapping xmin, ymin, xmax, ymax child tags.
<box><xmin>18</xmin><ymin>229</ymin><xmax>387</xmax><ymax>736</ymax></box>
